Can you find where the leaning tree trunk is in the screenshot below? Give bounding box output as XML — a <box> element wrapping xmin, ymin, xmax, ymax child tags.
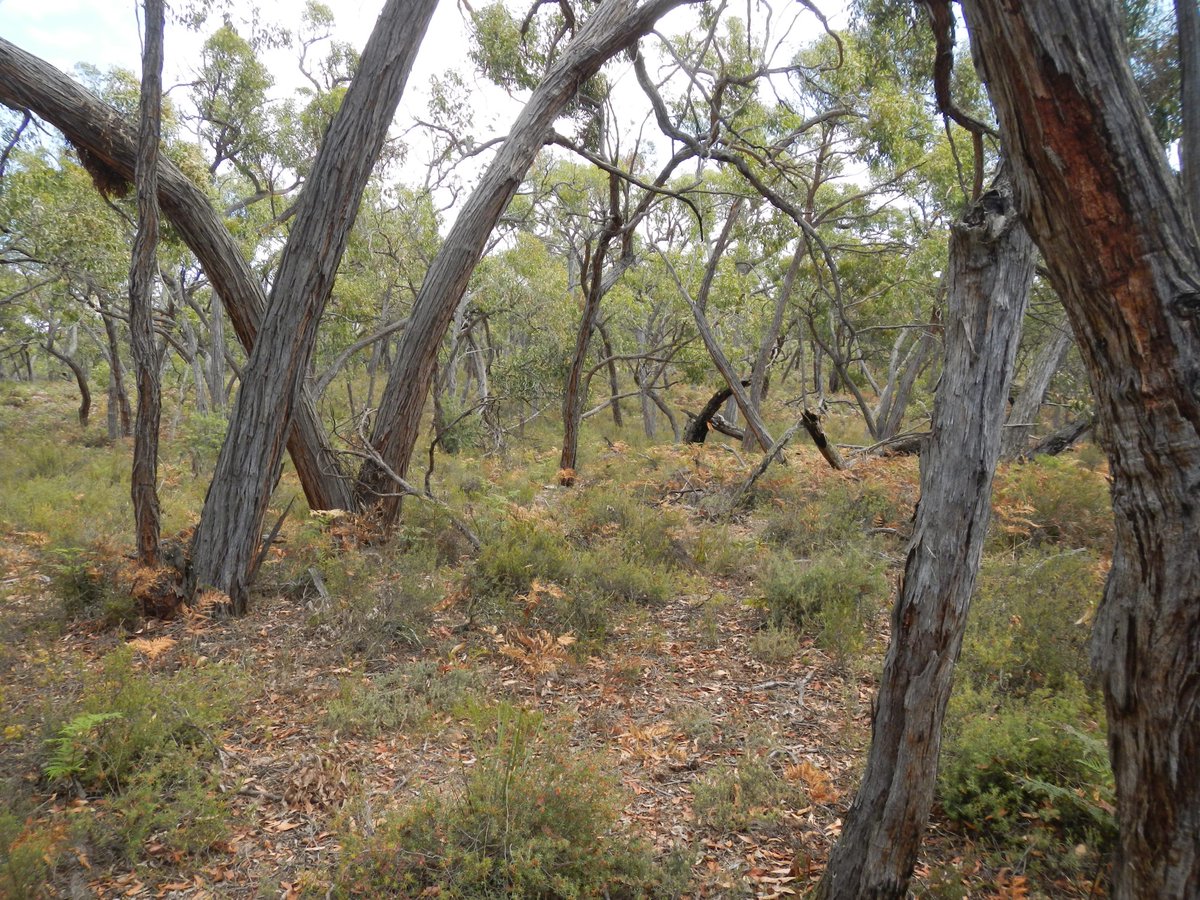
<box><xmin>1180</xmin><ymin>0</ymin><xmax>1199</xmax><ymax>228</ymax></box>
<box><xmin>189</xmin><ymin>0</ymin><xmax>437</xmax><ymax>612</ymax></box>
<box><xmin>42</xmin><ymin>343</ymin><xmax>90</xmax><ymax>426</ymax></box>
<box><xmin>358</xmin><ymin>0</ymin><xmax>696</xmax><ymax>523</ymax></box>
<box><xmin>129</xmin><ymin>0</ymin><xmax>164</xmax><ymax>567</ymax></box>
<box><xmin>0</xmin><ymin>38</ymin><xmax>350</xmax><ymax>512</ymax></box>
<box><xmin>959</xmin><ymin>2</ymin><xmax>1200</xmax><ymax>895</ymax></box>
<box><xmin>1000</xmin><ymin>323</ymin><xmax>1072</xmax><ymax>458</ymax></box>
<box><xmin>743</xmin><ymin>241</ymin><xmax>804</xmax><ymax>452</ymax></box>
<box><xmin>816</xmin><ymin>184</ymin><xmax>1035</xmax><ymax>899</ymax></box>
<box><xmin>596</xmin><ymin>320</ymin><xmax>623</xmax><ymax>428</ymax></box>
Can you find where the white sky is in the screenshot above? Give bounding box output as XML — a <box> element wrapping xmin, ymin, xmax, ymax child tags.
<box><xmin>0</xmin><ymin>0</ymin><xmax>848</xmax><ymax>217</ymax></box>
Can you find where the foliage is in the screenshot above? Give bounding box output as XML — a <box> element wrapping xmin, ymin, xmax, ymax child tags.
<box><xmin>959</xmin><ymin>550</ymin><xmax>1102</xmax><ymax>696</ymax></box>
<box><xmin>0</xmin><ymin>811</ymin><xmax>59</xmax><ymax>900</ymax></box>
<box><xmin>41</xmin><ymin>646</ymin><xmax>237</xmax><ymax>793</ymax></box>
<box><xmin>325</xmin><ymin>663</ymin><xmax>482</xmax><ymax>737</ymax></box>
<box><xmin>762</xmin><ymin>476</ymin><xmax>901</xmax><ymax>554</ymax></box>
<box><xmin>939</xmin><ymin>683</ymin><xmax>1115</xmax><ymax>858</ymax></box>
<box><xmin>759</xmin><ymin>548</ymin><xmax>888</xmax><ymax>663</ymax></box>
<box><xmin>692</xmin><ymin>750</ymin><xmax>805</xmax><ymax>832</ymax></box>
<box><xmin>333</xmin><ymin>702</ymin><xmax>679</xmax><ymax>898</ymax></box>
<box><xmin>990</xmin><ymin>456</ymin><xmax>1112</xmax><ymax>552</ymax></box>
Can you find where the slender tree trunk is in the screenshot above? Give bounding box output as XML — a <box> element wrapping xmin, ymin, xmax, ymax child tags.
<box><xmin>189</xmin><ymin>0</ymin><xmax>437</xmax><ymax>611</ymax></box>
<box><xmin>128</xmin><ymin>0</ymin><xmax>165</xmax><ymax>567</ymax></box>
<box><xmin>100</xmin><ymin>303</ymin><xmax>133</xmax><ymax>438</ymax></box>
<box><xmin>816</xmin><ymin>184</ymin><xmax>1035</xmax><ymax>899</ymax></box>
<box><xmin>597</xmin><ymin>320</ymin><xmax>623</xmax><ymax>428</ymax></box>
<box><xmin>0</xmin><ymin>38</ymin><xmax>350</xmax><ymax>512</ymax></box>
<box><xmin>743</xmin><ymin>242</ymin><xmax>803</xmax><ymax>451</ymax></box>
<box><xmin>42</xmin><ymin>343</ymin><xmax>90</xmax><ymax>426</ymax></box>
<box><xmin>1001</xmin><ymin>323</ymin><xmax>1072</xmax><ymax>458</ymax></box>
<box><xmin>561</xmin><ymin>179</ymin><xmax>621</xmax><ymax>482</ymax></box>
<box><xmin>960</xmin><ymin>2</ymin><xmax>1200</xmax><ymax>895</ymax></box>
<box><xmin>358</xmin><ymin>0</ymin><xmax>696</xmax><ymax>522</ymax></box>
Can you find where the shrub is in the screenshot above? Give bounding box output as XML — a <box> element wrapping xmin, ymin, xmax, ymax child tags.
<box><xmin>763</xmin><ymin>477</ymin><xmax>899</xmax><ymax>554</ymax></box>
<box><xmin>333</xmin><ymin>702</ymin><xmax>676</xmax><ymax>898</ymax></box>
<box><xmin>575</xmin><ymin>550</ymin><xmax>672</xmax><ymax>606</ymax></box>
<box><xmin>470</xmin><ymin>516</ymin><xmax>572</xmax><ymax>604</ymax></box>
<box><xmin>990</xmin><ymin>456</ymin><xmax>1112</xmax><ymax>551</ymax></box>
<box><xmin>747</xmin><ymin>624</ymin><xmax>804</xmax><ymax>665</ymax></box>
<box><xmin>960</xmin><ymin>550</ymin><xmax>1102</xmax><ymax>696</ymax></box>
<box><xmin>42</xmin><ymin>646</ymin><xmax>236</xmax><ymax>793</ymax></box>
<box><xmin>310</xmin><ymin>557</ymin><xmax>439</xmax><ymax>661</ymax></box>
<box><xmin>50</xmin><ymin>551</ymin><xmax>138</xmax><ymax>629</ymax></box>
<box><xmin>939</xmin><ymin>682</ymin><xmax>1115</xmax><ymax>855</ymax></box>
<box><xmin>692</xmin><ymin>751</ymin><xmax>804</xmax><ymax>831</ymax></box>
<box><xmin>324</xmin><ymin>663</ymin><xmax>481</xmax><ymax>737</ymax></box>
<box><xmin>0</xmin><ymin>812</ymin><xmax>58</xmax><ymax>900</ymax></box>
<box><xmin>39</xmin><ymin>647</ymin><xmax>239</xmax><ymax>862</ymax></box>
<box><xmin>759</xmin><ymin>548</ymin><xmax>888</xmax><ymax>664</ymax></box>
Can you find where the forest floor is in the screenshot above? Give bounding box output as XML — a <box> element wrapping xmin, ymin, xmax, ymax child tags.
<box><xmin>0</xmin><ymin>383</ymin><xmax>1113</xmax><ymax>898</ymax></box>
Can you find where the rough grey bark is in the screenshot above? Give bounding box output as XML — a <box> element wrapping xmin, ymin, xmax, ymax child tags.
<box><xmin>358</xmin><ymin>0</ymin><xmax>697</xmax><ymax>522</ymax></box>
<box><xmin>960</xmin><ymin>2</ymin><xmax>1200</xmax><ymax>895</ymax></box>
<box><xmin>129</xmin><ymin>0</ymin><xmax>165</xmax><ymax>567</ymax></box>
<box><xmin>816</xmin><ymin>184</ymin><xmax>1035</xmax><ymax>899</ymax></box>
<box><xmin>189</xmin><ymin>0</ymin><xmax>437</xmax><ymax>611</ymax></box>
<box><xmin>1180</xmin><ymin>0</ymin><xmax>1200</xmax><ymax>228</ymax></box>
<box><xmin>1001</xmin><ymin>323</ymin><xmax>1073</xmax><ymax>458</ymax></box>
<box><xmin>207</xmin><ymin>294</ymin><xmax>226</xmax><ymax>414</ymax></box>
<box><xmin>0</xmin><ymin>37</ymin><xmax>350</xmax><ymax>512</ymax></box>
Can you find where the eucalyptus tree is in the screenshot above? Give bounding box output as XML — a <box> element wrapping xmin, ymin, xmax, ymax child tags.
<box><xmin>358</xmin><ymin>0</ymin><xmax>707</xmax><ymax>524</ymax></box>
<box><xmin>189</xmin><ymin>0</ymin><xmax>438</xmax><ymax>612</ymax></box>
<box><xmin>128</xmin><ymin>0</ymin><xmax>166</xmax><ymax>567</ymax></box>
<box><xmin>956</xmin><ymin>2</ymin><xmax>1200</xmax><ymax>894</ymax></box>
<box><xmin>0</xmin><ymin>39</ymin><xmax>353</xmax><ymax>511</ymax></box>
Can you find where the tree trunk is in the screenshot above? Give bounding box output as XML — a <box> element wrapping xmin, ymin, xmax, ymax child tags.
<box><xmin>189</xmin><ymin>0</ymin><xmax>436</xmax><ymax>611</ymax></box>
<box><xmin>1180</xmin><ymin>0</ymin><xmax>1200</xmax><ymax>229</ymax></box>
<box><xmin>358</xmin><ymin>0</ymin><xmax>696</xmax><ymax>522</ymax></box>
<box><xmin>960</xmin><ymin>2</ymin><xmax>1200</xmax><ymax>895</ymax></box>
<box><xmin>0</xmin><ymin>37</ymin><xmax>350</xmax><ymax>512</ymax></box>
<box><xmin>597</xmin><ymin>321</ymin><xmax>623</xmax><ymax>428</ymax></box>
<box><xmin>1001</xmin><ymin>323</ymin><xmax>1073</xmax><ymax>458</ymax></box>
<box><xmin>561</xmin><ymin>178</ymin><xmax>621</xmax><ymax>483</ymax></box>
<box><xmin>100</xmin><ymin>303</ymin><xmax>133</xmax><ymax>438</ymax></box>
<box><xmin>129</xmin><ymin>0</ymin><xmax>165</xmax><ymax>567</ymax></box>
<box><xmin>816</xmin><ymin>184</ymin><xmax>1034</xmax><ymax>899</ymax></box>
<box><xmin>743</xmin><ymin>242</ymin><xmax>803</xmax><ymax>451</ymax></box>
<box><xmin>42</xmin><ymin>343</ymin><xmax>90</xmax><ymax>426</ymax></box>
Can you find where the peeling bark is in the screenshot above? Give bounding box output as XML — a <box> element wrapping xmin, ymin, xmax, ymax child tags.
<box><xmin>816</xmin><ymin>184</ymin><xmax>1034</xmax><ymax>899</ymax></box>
<box><xmin>961</xmin><ymin>2</ymin><xmax>1200</xmax><ymax>894</ymax></box>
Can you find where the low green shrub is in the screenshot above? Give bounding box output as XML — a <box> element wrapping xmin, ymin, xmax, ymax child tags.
<box><xmin>939</xmin><ymin>682</ymin><xmax>1115</xmax><ymax>855</ymax></box>
<box><xmin>763</xmin><ymin>477</ymin><xmax>899</xmax><ymax>554</ymax></box>
<box><xmin>960</xmin><ymin>550</ymin><xmax>1101</xmax><ymax>696</ymax></box>
<box><xmin>759</xmin><ymin>548</ymin><xmax>888</xmax><ymax>664</ymax></box>
<box><xmin>747</xmin><ymin>624</ymin><xmax>804</xmax><ymax>665</ymax></box>
<box><xmin>990</xmin><ymin>456</ymin><xmax>1112</xmax><ymax>552</ymax></box>
<box><xmin>41</xmin><ymin>646</ymin><xmax>236</xmax><ymax>793</ymax></box>
<box><xmin>692</xmin><ymin>751</ymin><xmax>804</xmax><ymax>831</ymax></box>
<box><xmin>0</xmin><ymin>811</ymin><xmax>58</xmax><ymax>900</ymax></box>
<box><xmin>333</xmin><ymin>702</ymin><xmax>678</xmax><ymax>898</ymax></box>
<box><xmin>470</xmin><ymin>516</ymin><xmax>572</xmax><ymax>604</ymax></box>
<box><xmin>324</xmin><ymin>663</ymin><xmax>481</xmax><ymax>737</ymax></box>
<box><xmin>50</xmin><ymin>551</ymin><xmax>138</xmax><ymax>630</ymax></box>
<box><xmin>38</xmin><ymin>647</ymin><xmax>239</xmax><ymax>863</ymax></box>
